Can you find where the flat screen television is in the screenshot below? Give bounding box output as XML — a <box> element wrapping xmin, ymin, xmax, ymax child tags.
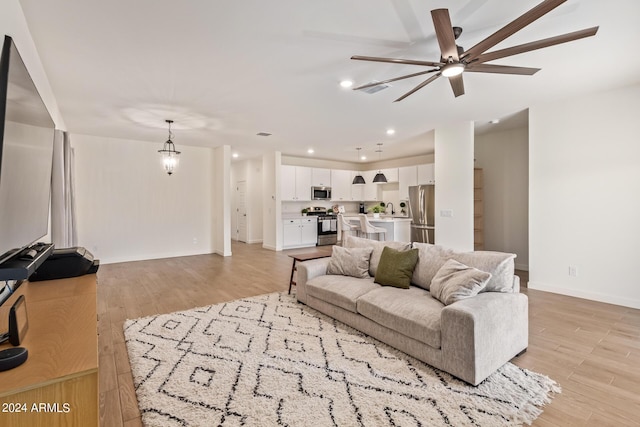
<box><xmin>0</xmin><ymin>35</ymin><xmax>55</xmax><ymax>266</ymax></box>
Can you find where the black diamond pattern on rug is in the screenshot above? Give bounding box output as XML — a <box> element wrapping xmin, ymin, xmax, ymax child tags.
<box><xmin>124</xmin><ymin>292</ymin><xmax>560</xmax><ymax>427</ymax></box>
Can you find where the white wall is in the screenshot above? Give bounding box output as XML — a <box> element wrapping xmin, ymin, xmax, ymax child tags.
<box><xmin>529</xmin><ymin>83</ymin><xmax>640</xmax><ymax>309</ymax></box>
<box><xmin>230</xmin><ymin>157</ymin><xmax>263</xmax><ymax>244</ymax></box>
<box><xmin>434</xmin><ymin>122</ymin><xmax>474</xmax><ymax>251</ymax></box>
<box><xmin>0</xmin><ymin>0</ymin><xmax>65</xmax><ymax>130</ymax></box>
<box><xmin>72</xmin><ymin>134</ymin><xmax>214</xmax><ymax>264</ymax></box>
<box><xmin>475</xmin><ymin>126</ymin><xmax>529</xmax><ymax>269</ymax></box>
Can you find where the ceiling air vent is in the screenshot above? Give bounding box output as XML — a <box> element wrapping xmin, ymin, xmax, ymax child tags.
<box><xmin>361</xmin><ymin>82</ymin><xmax>390</xmax><ymax>95</ymax></box>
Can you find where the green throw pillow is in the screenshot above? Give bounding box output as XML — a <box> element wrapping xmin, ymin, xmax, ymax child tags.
<box><xmin>374</xmin><ymin>246</ymin><xmax>419</xmax><ymax>289</ymax></box>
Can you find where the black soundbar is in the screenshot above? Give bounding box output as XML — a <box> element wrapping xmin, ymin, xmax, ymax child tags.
<box><xmin>0</xmin><ymin>243</ymin><xmax>54</xmax><ymax>281</ymax></box>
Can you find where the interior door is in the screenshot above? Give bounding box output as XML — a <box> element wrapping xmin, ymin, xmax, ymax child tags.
<box><xmin>236</xmin><ymin>181</ymin><xmax>247</xmax><ymax>242</ymax></box>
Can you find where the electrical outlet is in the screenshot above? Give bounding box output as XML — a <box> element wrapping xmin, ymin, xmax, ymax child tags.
<box><xmin>193</xmin><ymin>238</ymin><xmax>198</xmax><ymax>245</ymax></box>
<box><xmin>568</xmin><ymin>266</ymin><xmax>578</xmax><ymax>277</ymax></box>
<box><xmin>440</xmin><ymin>209</ymin><xmax>453</xmax><ymax>218</ymax></box>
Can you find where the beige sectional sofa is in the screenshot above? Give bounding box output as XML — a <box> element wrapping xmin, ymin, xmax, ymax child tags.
<box><xmin>295</xmin><ymin>235</ymin><xmax>528</xmax><ymax>386</ymax></box>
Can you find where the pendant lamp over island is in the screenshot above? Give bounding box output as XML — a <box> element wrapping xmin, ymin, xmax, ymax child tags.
<box><xmin>373</xmin><ymin>143</ymin><xmax>387</xmax><ymax>183</ymax></box>
<box><xmin>158</xmin><ymin>119</ymin><xmax>180</xmax><ymax>175</ymax></box>
<box><xmin>352</xmin><ymin>147</ymin><xmax>366</xmax><ymax>185</ymax></box>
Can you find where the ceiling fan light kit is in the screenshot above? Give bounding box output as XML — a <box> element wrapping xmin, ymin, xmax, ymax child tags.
<box><xmin>351</xmin><ymin>0</ymin><xmax>598</xmax><ymax>100</ymax></box>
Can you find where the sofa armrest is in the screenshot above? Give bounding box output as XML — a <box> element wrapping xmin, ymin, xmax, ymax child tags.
<box><xmin>441</xmin><ymin>292</ymin><xmax>528</xmax><ymax>385</ymax></box>
<box><xmin>295</xmin><ymin>258</ymin><xmax>330</xmax><ymax>303</ymax></box>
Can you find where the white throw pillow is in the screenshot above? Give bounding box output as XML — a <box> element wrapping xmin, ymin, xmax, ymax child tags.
<box><xmin>326</xmin><ymin>245</ymin><xmax>373</xmax><ymax>279</ymax></box>
<box><xmin>430</xmin><ymin>259</ymin><xmax>492</xmax><ymax>305</ymax></box>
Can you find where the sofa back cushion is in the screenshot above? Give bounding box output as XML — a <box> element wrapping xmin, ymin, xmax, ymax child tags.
<box><xmin>343</xmin><ymin>235</ymin><xmax>410</xmax><ymax>277</ymax></box>
<box><xmin>451</xmin><ymin>251</ymin><xmax>516</xmax><ymax>293</ymax></box>
<box><xmin>410</xmin><ymin>242</ymin><xmax>455</xmax><ymax>290</ymax></box>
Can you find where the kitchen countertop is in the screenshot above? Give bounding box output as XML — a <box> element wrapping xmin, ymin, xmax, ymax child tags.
<box><xmin>344</xmin><ymin>215</ymin><xmax>411</xmax><ymax>222</ymax></box>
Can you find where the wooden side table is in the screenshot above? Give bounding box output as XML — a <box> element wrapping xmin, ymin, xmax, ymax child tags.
<box><xmin>288</xmin><ymin>249</ymin><xmax>332</xmax><ymax>294</ymax></box>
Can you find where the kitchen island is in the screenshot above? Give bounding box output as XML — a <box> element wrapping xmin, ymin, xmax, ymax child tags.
<box><xmin>344</xmin><ymin>215</ymin><xmax>412</xmax><ymax>242</ymax></box>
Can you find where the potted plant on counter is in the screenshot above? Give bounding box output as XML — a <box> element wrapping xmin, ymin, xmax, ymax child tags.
<box><xmin>368</xmin><ymin>204</ymin><xmax>383</xmax><ymax>219</ymax></box>
<box><xmin>301</xmin><ymin>208</ymin><xmax>309</xmax><ymax>217</ymax></box>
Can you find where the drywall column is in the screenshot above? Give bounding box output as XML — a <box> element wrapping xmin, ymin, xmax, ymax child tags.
<box><xmin>434</xmin><ymin>122</ymin><xmax>474</xmax><ymax>252</ymax></box>
<box><xmin>213</xmin><ymin>145</ymin><xmax>232</xmax><ymax>256</ymax></box>
<box><xmin>262</xmin><ymin>151</ymin><xmax>282</xmax><ymax>251</ymax></box>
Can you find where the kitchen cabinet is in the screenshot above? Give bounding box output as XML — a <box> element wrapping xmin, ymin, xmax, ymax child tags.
<box><xmin>330</xmin><ymin>169</ymin><xmax>351</xmax><ymax>201</ymax></box>
<box><xmin>281</xmin><ymin>165</ymin><xmax>311</xmax><ymax>201</ymax></box>
<box><xmin>398</xmin><ymin>166</ymin><xmax>418</xmax><ymax>200</ymax></box>
<box><xmin>363</xmin><ymin>170</ymin><xmax>380</xmax><ymax>201</ymax></box>
<box><xmin>380</xmin><ymin>167</ymin><xmax>399</xmax><ymax>182</ymax></box>
<box><xmin>351</xmin><ymin>172</ymin><xmax>364</xmax><ymax>201</ymax></box>
<box><xmin>311</xmin><ymin>168</ymin><xmax>331</xmax><ymax>187</ymax></box>
<box><xmin>283</xmin><ymin>217</ymin><xmax>317</xmax><ymax>249</ymax></box>
<box><xmin>417</xmin><ymin>163</ymin><xmax>435</xmax><ymax>184</ymax></box>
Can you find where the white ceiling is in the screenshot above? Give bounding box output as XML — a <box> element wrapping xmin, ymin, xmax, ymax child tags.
<box><xmin>18</xmin><ymin>0</ymin><xmax>640</xmax><ymax>162</ymax></box>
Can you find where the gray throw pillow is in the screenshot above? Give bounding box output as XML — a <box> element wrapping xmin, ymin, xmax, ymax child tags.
<box><xmin>326</xmin><ymin>246</ymin><xmax>373</xmax><ymax>279</ymax></box>
<box><xmin>430</xmin><ymin>259</ymin><xmax>492</xmax><ymax>305</ymax></box>
<box><xmin>343</xmin><ymin>235</ymin><xmax>410</xmax><ymax>277</ymax></box>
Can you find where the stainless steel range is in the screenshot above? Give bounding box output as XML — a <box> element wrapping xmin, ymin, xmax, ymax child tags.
<box><xmin>306</xmin><ymin>208</ymin><xmax>337</xmax><ymax>246</ymax></box>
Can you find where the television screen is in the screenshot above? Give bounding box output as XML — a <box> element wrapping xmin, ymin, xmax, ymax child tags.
<box><xmin>0</xmin><ymin>36</ymin><xmax>55</xmax><ymax>265</ymax></box>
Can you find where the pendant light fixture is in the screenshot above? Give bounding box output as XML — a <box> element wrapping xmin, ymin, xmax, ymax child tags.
<box><xmin>158</xmin><ymin>119</ymin><xmax>180</xmax><ymax>175</ymax></box>
<box><xmin>373</xmin><ymin>143</ymin><xmax>387</xmax><ymax>183</ymax></box>
<box><xmin>352</xmin><ymin>147</ymin><xmax>366</xmax><ymax>185</ymax></box>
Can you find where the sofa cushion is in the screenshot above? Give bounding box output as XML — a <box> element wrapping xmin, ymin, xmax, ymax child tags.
<box><xmin>430</xmin><ymin>259</ymin><xmax>492</xmax><ymax>305</ymax></box>
<box><xmin>374</xmin><ymin>247</ymin><xmax>419</xmax><ymax>289</ymax></box>
<box><xmin>343</xmin><ymin>235</ymin><xmax>410</xmax><ymax>277</ymax></box>
<box><xmin>411</xmin><ymin>242</ymin><xmax>455</xmax><ymax>290</ymax></box>
<box><xmin>326</xmin><ymin>246</ymin><xmax>373</xmax><ymax>279</ymax></box>
<box><xmin>451</xmin><ymin>251</ymin><xmax>516</xmax><ymax>293</ymax></box>
<box><xmin>356</xmin><ymin>286</ymin><xmax>444</xmax><ymax>348</ymax></box>
<box><xmin>306</xmin><ymin>275</ymin><xmax>378</xmax><ymax>313</ymax></box>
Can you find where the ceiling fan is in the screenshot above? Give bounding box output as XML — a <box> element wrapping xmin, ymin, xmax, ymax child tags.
<box><xmin>351</xmin><ymin>0</ymin><xmax>598</xmax><ymax>101</ymax></box>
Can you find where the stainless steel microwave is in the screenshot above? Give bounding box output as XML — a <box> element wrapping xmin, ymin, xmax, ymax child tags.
<box><xmin>311</xmin><ymin>186</ymin><xmax>331</xmax><ymax>200</ymax></box>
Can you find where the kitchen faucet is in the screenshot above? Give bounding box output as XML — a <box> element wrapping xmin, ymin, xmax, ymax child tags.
<box><xmin>386</xmin><ymin>202</ymin><xmax>394</xmax><ymax>215</ymax></box>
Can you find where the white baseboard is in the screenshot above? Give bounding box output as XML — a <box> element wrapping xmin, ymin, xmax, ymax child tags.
<box><xmin>528</xmin><ymin>281</ymin><xmax>640</xmax><ymax>309</ymax></box>
<box><xmin>247</xmin><ymin>239</ymin><xmax>263</xmax><ymax>244</ymax></box>
<box><xmin>262</xmin><ymin>244</ymin><xmax>278</xmax><ymax>251</ymax></box>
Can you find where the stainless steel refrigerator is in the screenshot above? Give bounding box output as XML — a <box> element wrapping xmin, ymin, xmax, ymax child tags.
<box><xmin>408</xmin><ymin>185</ymin><xmax>435</xmax><ymax>243</ymax></box>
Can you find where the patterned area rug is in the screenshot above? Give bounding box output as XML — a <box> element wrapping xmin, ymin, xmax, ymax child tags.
<box><xmin>124</xmin><ymin>292</ymin><xmax>560</xmax><ymax>426</ymax></box>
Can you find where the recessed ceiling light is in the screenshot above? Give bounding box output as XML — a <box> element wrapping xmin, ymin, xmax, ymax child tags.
<box><xmin>307</xmin><ymin>149</ymin><xmax>314</xmax><ymax>154</ymax></box>
<box><xmin>232</xmin><ymin>153</ymin><xmax>239</xmax><ymax>158</ymax></box>
<box><xmin>386</xmin><ymin>129</ymin><xmax>395</xmax><ymax>136</ymax></box>
<box><xmin>489</xmin><ymin>119</ymin><xmax>500</xmax><ymax>124</ymax></box>
<box><xmin>340</xmin><ymin>80</ymin><xmax>353</xmax><ymax>88</ymax></box>
<box><xmin>360</xmin><ymin>155</ymin><xmax>367</xmax><ymax>161</ymax></box>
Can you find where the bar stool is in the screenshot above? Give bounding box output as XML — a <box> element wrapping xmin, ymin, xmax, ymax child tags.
<box><xmin>338</xmin><ymin>214</ymin><xmax>360</xmax><ymax>242</ymax></box>
<box><xmin>359</xmin><ymin>214</ymin><xmax>386</xmax><ymax>241</ymax></box>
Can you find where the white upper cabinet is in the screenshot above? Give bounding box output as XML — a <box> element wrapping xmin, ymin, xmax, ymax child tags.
<box><xmin>281</xmin><ymin>165</ymin><xmax>312</xmax><ymax>201</ymax></box>
<box><xmin>363</xmin><ymin>170</ymin><xmax>380</xmax><ymax>201</ymax></box>
<box><xmin>398</xmin><ymin>166</ymin><xmax>418</xmax><ymax>200</ymax></box>
<box><xmin>380</xmin><ymin>167</ymin><xmax>399</xmax><ymax>182</ymax></box>
<box><xmin>330</xmin><ymin>169</ymin><xmax>351</xmax><ymax>201</ymax></box>
<box><xmin>311</xmin><ymin>168</ymin><xmax>331</xmax><ymax>187</ymax></box>
<box><xmin>417</xmin><ymin>163</ymin><xmax>435</xmax><ymax>184</ymax></box>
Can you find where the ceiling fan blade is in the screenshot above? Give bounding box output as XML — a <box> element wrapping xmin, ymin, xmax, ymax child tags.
<box><xmin>394</xmin><ymin>73</ymin><xmax>442</xmax><ymax>102</ymax></box>
<box><xmin>351</xmin><ymin>55</ymin><xmax>443</xmax><ymax>68</ymax></box>
<box><xmin>473</xmin><ymin>26</ymin><xmax>599</xmax><ymax>64</ymax></box>
<box><xmin>448</xmin><ymin>74</ymin><xmax>465</xmax><ymax>97</ymax></box>
<box><xmin>466</xmin><ymin>64</ymin><xmax>541</xmax><ymax>75</ymax></box>
<box><xmin>431</xmin><ymin>9</ymin><xmax>459</xmax><ymax>60</ymax></box>
<box><xmin>461</xmin><ymin>0</ymin><xmax>568</xmax><ymax>61</ymax></box>
<box><xmin>353</xmin><ymin>69</ymin><xmax>439</xmax><ymax>91</ymax></box>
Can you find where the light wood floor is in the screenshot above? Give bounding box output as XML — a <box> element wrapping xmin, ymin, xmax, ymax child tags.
<box><xmin>97</xmin><ymin>242</ymin><xmax>640</xmax><ymax>427</ymax></box>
